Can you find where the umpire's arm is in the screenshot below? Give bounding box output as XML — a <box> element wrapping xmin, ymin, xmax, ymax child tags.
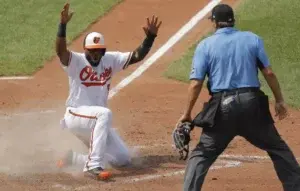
<box><xmin>179</xmin><ymin>42</ymin><xmax>207</xmax><ymax>123</ymax></box>
<box><xmin>261</xmin><ymin>67</ymin><xmax>284</xmax><ymax>103</ymax></box>
<box><xmin>184</xmin><ymin>80</ymin><xmax>204</xmax><ymax>119</ymax></box>
<box><xmin>256</xmin><ymin>37</ymin><xmax>284</xmax><ymax>103</ymax></box>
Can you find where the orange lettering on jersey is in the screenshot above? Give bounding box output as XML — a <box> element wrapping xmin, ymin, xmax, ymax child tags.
<box><xmin>79</xmin><ymin>66</ymin><xmax>112</xmax><ymax>87</ymax></box>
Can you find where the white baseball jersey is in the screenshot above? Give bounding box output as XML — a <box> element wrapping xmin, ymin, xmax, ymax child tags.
<box><xmin>61</xmin><ymin>51</ymin><xmax>132</xmax><ymax>108</ymax></box>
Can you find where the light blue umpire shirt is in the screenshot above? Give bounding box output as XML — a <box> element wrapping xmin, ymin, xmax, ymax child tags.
<box><xmin>190</xmin><ymin>27</ymin><xmax>270</xmax><ymax>93</ymax></box>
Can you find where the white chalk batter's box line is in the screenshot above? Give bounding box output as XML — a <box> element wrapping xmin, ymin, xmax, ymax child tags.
<box><xmin>52</xmin><ymin>144</ymin><xmax>300</xmax><ymax>190</ymax></box>
<box><xmin>54</xmin><ymin>151</ymin><xmax>300</xmax><ymax>190</ymax></box>
<box><xmin>52</xmin><ymin>160</ymin><xmax>241</xmax><ymax>190</ymax></box>
<box><xmin>133</xmin><ymin>144</ymin><xmax>300</xmax><ymax>161</ymax></box>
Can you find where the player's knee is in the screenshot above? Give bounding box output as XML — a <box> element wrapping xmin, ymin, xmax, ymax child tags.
<box><xmin>102</xmin><ymin>108</ymin><xmax>113</xmax><ymax>120</ymax></box>
<box><xmin>96</xmin><ymin>108</ymin><xmax>113</xmax><ymax>123</ymax></box>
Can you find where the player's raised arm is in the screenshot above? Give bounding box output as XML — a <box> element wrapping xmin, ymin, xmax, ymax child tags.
<box><xmin>55</xmin><ymin>2</ymin><xmax>74</xmax><ymax>67</ymax></box>
<box><xmin>128</xmin><ymin>16</ymin><xmax>162</xmax><ymax>65</ymax></box>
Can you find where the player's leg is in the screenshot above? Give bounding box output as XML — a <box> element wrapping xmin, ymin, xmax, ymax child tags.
<box><xmin>57</xmin><ymin>110</ymin><xmax>92</xmax><ymax>168</ymax></box>
<box><xmin>63</xmin><ymin>106</ymin><xmax>112</xmax><ymax>172</ymax></box>
<box><xmin>104</xmin><ymin>128</ymin><xmax>131</xmax><ymax>167</ymax></box>
<box><xmin>66</xmin><ymin>128</ymin><xmax>132</xmax><ymax>168</ymax></box>
<box><xmin>66</xmin><ymin>128</ymin><xmax>131</xmax><ymax>168</ymax></box>
<box><xmin>71</xmin><ymin>152</ymin><xmax>88</xmax><ymax>166</ymax></box>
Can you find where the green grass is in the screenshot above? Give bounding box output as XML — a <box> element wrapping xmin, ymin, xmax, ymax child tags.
<box><xmin>164</xmin><ymin>43</ymin><xmax>198</xmax><ymax>82</ymax></box>
<box><xmin>0</xmin><ymin>0</ymin><xmax>121</xmax><ymax>76</ymax></box>
<box><xmin>164</xmin><ymin>0</ymin><xmax>300</xmax><ymax>108</ymax></box>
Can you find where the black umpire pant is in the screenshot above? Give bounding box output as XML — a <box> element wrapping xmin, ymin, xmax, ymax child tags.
<box><xmin>183</xmin><ymin>88</ymin><xmax>300</xmax><ymax>191</ymax></box>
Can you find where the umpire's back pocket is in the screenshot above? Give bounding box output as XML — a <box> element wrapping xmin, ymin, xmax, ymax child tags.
<box><xmin>192</xmin><ymin>96</ymin><xmax>221</xmax><ymax>128</ymax></box>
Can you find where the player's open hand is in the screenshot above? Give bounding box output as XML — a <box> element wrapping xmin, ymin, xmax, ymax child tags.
<box><xmin>143</xmin><ymin>16</ymin><xmax>162</xmax><ymax>36</ymax></box>
<box><xmin>60</xmin><ymin>2</ymin><xmax>74</xmax><ymax>24</ymax></box>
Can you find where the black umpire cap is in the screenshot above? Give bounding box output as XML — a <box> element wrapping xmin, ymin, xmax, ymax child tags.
<box><xmin>208</xmin><ymin>4</ymin><xmax>235</xmax><ymax>23</ymax></box>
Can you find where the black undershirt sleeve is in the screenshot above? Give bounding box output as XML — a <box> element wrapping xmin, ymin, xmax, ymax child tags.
<box><xmin>128</xmin><ymin>32</ymin><xmax>157</xmax><ymax>65</ymax></box>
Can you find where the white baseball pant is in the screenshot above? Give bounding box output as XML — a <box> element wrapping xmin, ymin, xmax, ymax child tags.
<box><xmin>60</xmin><ymin>106</ymin><xmax>131</xmax><ymax>171</ymax></box>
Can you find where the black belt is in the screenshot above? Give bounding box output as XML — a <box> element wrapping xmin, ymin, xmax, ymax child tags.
<box><xmin>212</xmin><ymin>87</ymin><xmax>260</xmax><ymax>97</ymax></box>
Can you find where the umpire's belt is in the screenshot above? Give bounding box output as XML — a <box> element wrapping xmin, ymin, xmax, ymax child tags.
<box><xmin>193</xmin><ymin>87</ymin><xmax>259</xmax><ymax>128</ymax></box>
<box><xmin>212</xmin><ymin>87</ymin><xmax>260</xmax><ymax>97</ymax></box>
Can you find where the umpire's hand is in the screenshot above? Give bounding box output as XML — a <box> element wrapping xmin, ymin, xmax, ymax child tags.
<box><xmin>275</xmin><ymin>101</ymin><xmax>288</xmax><ymax>120</ymax></box>
<box><xmin>176</xmin><ymin>114</ymin><xmax>192</xmax><ymax>128</ymax></box>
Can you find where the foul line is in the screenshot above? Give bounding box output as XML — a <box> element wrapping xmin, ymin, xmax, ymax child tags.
<box><xmin>0</xmin><ymin>76</ymin><xmax>33</xmax><ymax>80</ymax></box>
<box><xmin>0</xmin><ymin>0</ymin><xmax>221</xmax><ymax>117</ymax></box>
<box><xmin>108</xmin><ymin>0</ymin><xmax>222</xmax><ymax>99</ymax></box>
<box><xmin>0</xmin><ymin>110</ymin><xmax>56</xmax><ymax>119</ymax></box>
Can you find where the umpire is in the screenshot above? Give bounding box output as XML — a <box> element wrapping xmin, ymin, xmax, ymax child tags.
<box><xmin>177</xmin><ymin>3</ymin><xmax>300</xmax><ymax>191</ymax></box>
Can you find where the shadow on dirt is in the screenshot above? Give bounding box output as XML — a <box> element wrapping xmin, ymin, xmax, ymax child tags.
<box><xmin>111</xmin><ymin>154</ymin><xmax>186</xmax><ymax>179</ymax></box>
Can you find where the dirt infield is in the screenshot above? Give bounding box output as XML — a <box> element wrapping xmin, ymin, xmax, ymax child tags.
<box><xmin>0</xmin><ymin>0</ymin><xmax>299</xmax><ymax>190</ymax></box>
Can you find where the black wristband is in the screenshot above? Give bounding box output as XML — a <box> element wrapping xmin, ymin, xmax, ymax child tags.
<box><xmin>57</xmin><ymin>23</ymin><xmax>67</xmax><ymax>37</ymax></box>
<box><xmin>143</xmin><ymin>32</ymin><xmax>157</xmax><ymax>48</ymax></box>
<box><xmin>128</xmin><ymin>31</ymin><xmax>157</xmax><ymax>64</ymax></box>
<box><xmin>146</xmin><ymin>32</ymin><xmax>157</xmax><ymax>40</ymax></box>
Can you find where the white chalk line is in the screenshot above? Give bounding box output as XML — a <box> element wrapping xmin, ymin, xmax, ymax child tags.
<box><xmin>51</xmin><ymin>144</ymin><xmax>300</xmax><ymax>190</ymax></box>
<box><xmin>108</xmin><ymin>0</ymin><xmax>222</xmax><ymax>99</ymax></box>
<box><xmin>133</xmin><ymin>144</ymin><xmax>300</xmax><ymax>161</ymax></box>
<box><xmin>220</xmin><ymin>154</ymin><xmax>269</xmax><ymax>160</ymax></box>
<box><xmin>52</xmin><ymin>184</ymin><xmax>69</xmax><ymax>190</ymax></box>
<box><xmin>52</xmin><ymin>160</ymin><xmax>241</xmax><ymax>190</ymax></box>
<box><xmin>0</xmin><ymin>76</ymin><xmax>34</xmax><ymax>80</ymax></box>
<box><xmin>0</xmin><ymin>110</ymin><xmax>56</xmax><ymax>119</ymax></box>
<box><xmin>1</xmin><ymin>0</ymin><xmax>221</xmax><ymax>118</ymax></box>
<box><xmin>123</xmin><ymin>160</ymin><xmax>241</xmax><ymax>184</ymax></box>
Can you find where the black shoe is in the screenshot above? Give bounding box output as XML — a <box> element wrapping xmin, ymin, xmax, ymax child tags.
<box><xmin>84</xmin><ymin>167</ymin><xmax>112</xmax><ymax>180</ymax></box>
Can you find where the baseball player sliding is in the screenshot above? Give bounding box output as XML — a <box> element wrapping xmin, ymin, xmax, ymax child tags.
<box><xmin>55</xmin><ymin>2</ymin><xmax>162</xmax><ymax>180</ymax></box>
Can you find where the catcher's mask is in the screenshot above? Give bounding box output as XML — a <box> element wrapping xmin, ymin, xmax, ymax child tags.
<box><xmin>172</xmin><ymin>122</ymin><xmax>194</xmax><ymax>160</ymax></box>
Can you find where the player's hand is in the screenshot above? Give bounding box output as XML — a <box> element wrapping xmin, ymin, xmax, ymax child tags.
<box><xmin>60</xmin><ymin>2</ymin><xmax>74</xmax><ymax>24</ymax></box>
<box><xmin>143</xmin><ymin>16</ymin><xmax>162</xmax><ymax>36</ymax></box>
<box><xmin>275</xmin><ymin>101</ymin><xmax>288</xmax><ymax>120</ymax></box>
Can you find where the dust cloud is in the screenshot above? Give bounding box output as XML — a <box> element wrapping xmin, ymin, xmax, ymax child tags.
<box><xmin>0</xmin><ymin>108</ymin><xmax>87</xmax><ymax>175</ymax></box>
<box><xmin>0</xmin><ymin>108</ymin><xmax>144</xmax><ymax>176</ymax></box>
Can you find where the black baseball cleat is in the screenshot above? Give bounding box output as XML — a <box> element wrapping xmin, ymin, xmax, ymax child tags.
<box><xmin>84</xmin><ymin>167</ymin><xmax>112</xmax><ymax>181</ymax></box>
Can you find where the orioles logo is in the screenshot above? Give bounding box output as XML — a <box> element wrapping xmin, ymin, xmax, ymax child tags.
<box><xmin>93</xmin><ymin>37</ymin><xmax>101</xmax><ymax>44</ymax></box>
<box><xmin>79</xmin><ymin>66</ymin><xmax>112</xmax><ymax>87</ymax></box>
